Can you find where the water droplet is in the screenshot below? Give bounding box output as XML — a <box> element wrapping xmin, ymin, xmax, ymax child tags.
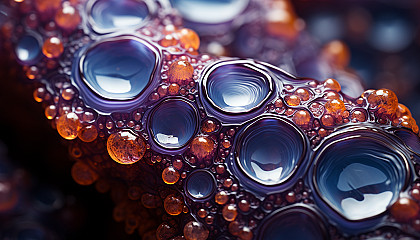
<box><xmin>81</xmin><ymin>37</ymin><xmax>157</xmax><ymax>100</ymax></box>
<box><xmin>236</xmin><ymin>117</ymin><xmax>306</xmax><ymax>185</ymax></box>
<box><xmin>89</xmin><ymin>0</ymin><xmax>150</xmax><ymax>32</ymax></box>
<box><xmin>150</xmin><ymin>99</ymin><xmax>197</xmax><ymax>149</ymax></box>
<box><xmin>258</xmin><ymin>206</ymin><xmax>327</xmax><ymax>240</ymax></box>
<box><xmin>15</xmin><ymin>35</ymin><xmax>41</xmax><ymax>64</ymax></box>
<box><xmin>204</xmin><ymin>62</ymin><xmax>272</xmax><ymax>113</ymax></box>
<box><xmin>170</xmin><ymin>0</ymin><xmax>249</xmax><ymax>24</ymax></box>
<box><xmin>186</xmin><ymin>170</ymin><xmax>215</xmax><ymax>199</ymax></box>
<box><xmin>314</xmin><ymin>131</ymin><xmax>409</xmax><ymax>220</ymax></box>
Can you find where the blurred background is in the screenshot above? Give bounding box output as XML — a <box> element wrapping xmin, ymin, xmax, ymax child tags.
<box><xmin>0</xmin><ymin>0</ymin><xmax>419</xmax><ymax>239</ymax></box>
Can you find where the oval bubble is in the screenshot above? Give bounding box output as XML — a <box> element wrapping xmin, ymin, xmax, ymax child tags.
<box><xmin>15</xmin><ymin>35</ymin><xmax>41</xmax><ymax>64</ymax></box>
<box><xmin>150</xmin><ymin>99</ymin><xmax>198</xmax><ymax>149</ymax></box>
<box><xmin>236</xmin><ymin>117</ymin><xmax>305</xmax><ymax>185</ymax></box>
<box><xmin>88</xmin><ymin>0</ymin><xmax>150</xmax><ymax>32</ymax></box>
<box><xmin>170</xmin><ymin>0</ymin><xmax>249</xmax><ymax>24</ymax></box>
<box><xmin>186</xmin><ymin>170</ymin><xmax>215</xmax><ymax>199</ymax></box>
<box><xmin>204</xmin><ymin>62</ymin><xmax>272</xmax><ymax>114</ymax></box>
<box><xmin>314</xmin><ymin>133</ymin><xmax>409</xmax><ymax>221</ymax></box>
<box><xmin>80</xmin><ymin>36</ymin><xmax>157</xmax><ymax>100</ymax></box>
<box><xmin>258</xmin><ymin>205</ymin><xmax>328</xmax><ymax>240</ymax></box>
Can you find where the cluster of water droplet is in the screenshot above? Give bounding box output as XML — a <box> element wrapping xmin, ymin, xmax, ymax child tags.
<box><xmin>3</xmin><ymin>0</ymin><xmax>420</xmax><ymax>239</ymax></box>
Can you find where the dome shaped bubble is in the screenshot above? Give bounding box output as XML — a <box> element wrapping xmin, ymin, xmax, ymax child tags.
<box><xmin>150</xmin><ymin>99</ymin><xmax>198</xmax><ymax>149</ymax></box>
<box><xmin>258</xmin><ymin>206</ymin><xmax>327</xmax><ymax>240</ymax></box>
<box><xmin>170</xmin><ymin>0</ymin><xmax>249</xmax><ymax>24</ymax></box>
<box><xmin>80</xmin><ymin>36</ymin><xmax>157</xmax><ymax>100</ymax></box>
<box><xmin>15</xmin><ymin>35</ymin><xmax>41</xmax><ymax>64</ymax></box>
<box><xmin>314</xmin><ymin>133</ymin><xmax>409</xmax><ymax>221</ymax></box>
<box><xmin>236</xmin><ymin>117</ymin><xmax>306</xmax><ymax>185</ymax></box>
<box><xmin>88</xmin><ymin>0</ymin><xmax>150</xmax><ymax>33</ymax></box>
<box><xmin>204</xmin><ymin>62</ymin><xmax>272</xmax><ymax>114</ymax></box>
<box><xmin>186</xmin><ymin>170</ymin><xmax>215</xmax><ymax>200</ymax></box>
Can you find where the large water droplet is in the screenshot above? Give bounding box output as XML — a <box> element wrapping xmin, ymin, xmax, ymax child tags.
<box><xmin>204</xmin><ymin>62</ymin><xmax>272</xmax><ymax>113</ymax></box>
<box><xmin>236</xmin><ymin>117</ymin><xmax>305</xmax><ymax>185</ymax></box>
<box><xmin>15</xmin><ymin>35</ymin><xmax>41</xmax><ymax>64</ymax></box>
<box><xmin>258</xmin><ymin>206</ymin><xmax>327</xmax><ymax>240</ymax></box>
<box><xmin>150</xmin><ymin>99</ymin><xmax>198</xmax><ymax>149</ymax></box>
<box><xmin>186</xmin><ymin>170</ymin><xmax>215</xmax><ymax>199</ymax></box>
<box><xmin>81</xmin><ymin>37</ymin><xmax>157</xmax><ymax>100</ymax></box>
<box><xmin>170</xmin><ymin>0</ymin><xmax>249</xmax><ymax>24</ymax></box>
<box><xmin>314</xmin><ymin>133</ymin><xmax>408</xmax><ymax>221</ymax></box>
<box><xmin>89</xmin><ymin>0</ymin><xmax>150</xmax><ymax>32</ymax></box>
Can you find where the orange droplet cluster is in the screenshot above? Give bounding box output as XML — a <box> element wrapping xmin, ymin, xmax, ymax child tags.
<box><xmin>57</xmin><ymin>112</ymin><xmax>81</xmax><ymax>140</ymax></box>
<box><xmin>168</xmin><ymin>60</ymin><xmax>194</xmax><ymax>84</ymax></box>
<box><xmin>107</xmin><ymin>130</ymin><xmax>146</xmax><ymax>164</ymax></box>
<box><xmin>367</xmin><ymin>89</ymin><xmax>398</xmax><ymax>117</ymax></box>
<box><xmin>190</xmin><ymin>136</ymin><xmax>215</xmax><ymax>160</ymax></box>
<box><xmin>42</xmin><ymin>37</ymin><xmax>64</xmax><ymax>58</ymax></box>
<box><xmin>176</xmin><ymin>28</ymin><xmax>200</xmax><ymax>51</ymax></box>
<box><xmin>162</xmin><ymin>166</ymin><xmax>180</xmax><ymax>184</ymax></box>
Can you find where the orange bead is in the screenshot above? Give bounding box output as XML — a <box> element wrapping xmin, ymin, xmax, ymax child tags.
<box><xmin>168</xmin><ymin>60</ymin><xmax>194</xmax><ymax>84</ymax></box>
<box><xmin>164</xmin><ymin>194</ymin><xmax>183</xmax><ymax>216</ymax></box>
<box><xmin>323</xmin><ymin>78</ymin><xmax>341</xmax><ymax>92</ymax></box>
<box><xmin>285</xmin><ymin>95</ymin><xmax>301</xmax><ymax>106</ymax></box>
<box><xmin>162</xmin><ymin>166</ymin><xmax>180</xmax><ymax>184</ymax></box>
<box><xmin>229</xmin><ymin>221</ymin><xmax>241</xmax><ymax>236</ymax></box>
<box><xmin>190</xmin><ymin>136</ymin><xmax>215</xmax><ymax>159</ymax></box>
<box><xmin>367</xmin><ymin>89</ymin><xmax>398</xmax><ymax>116</ymax></box>
<box><xmin>292</xmin><ymin>110</ymin><xmax>311</xmax><ymax>127</ymax></box>
<box><xmin>390</xmin><ymin>197</ymin><xmax>420</xmax><ymax>222</ymax></box>
<box><xmin>324</xmin><ymin>91</ymin><xmax>340</xmax><ymax>100</ymax></box>
<box><xmin>325</xmin><ymin>99</ymin><xmax>346</xmax><ymax>115</ymax></box>
<box><xmin>351</xmin><ymin>110</ymin><xmax>366</xmax><ymax>122</ymax></box>
<box><xmin>238</xmin><ymin>199</ymin><xmax>250</xmax><ymax>212</ymax></box>
<box><xmin>215</xmin><ymin>191</ymin><xmax>229</xmax><ymax>205</ymax></box>
<box><xmin>201</xmin><ymin>119</ymin><xmax>217</xmax><ymax>133</ymax></box>
<box><xmin>222</xmin><ymin>204</ymin><xmax>238</xmax><ymax>222</ymax></box>
<box><xmin>274</xmin><ymin>98</ymin><xmax>284</xmax><ymax>108</ymax></box>
<box><xmin>57</xmin><ymin>112</ymin><xmax>81</xmax><ymax>140</ymax></box>
<box><xmin>265</xmin><ymin>1</ymin><xmax>299</xmax><ymax>40</ymax></box>
<box><xmin>239</xmin><ymin>227</ymin><xmax>253</xmax><ymax>240</ymax></box>
<box><xmin>176</xmin><ymin>28</ymin><xmax>200</xmax><ymax>51</ymax></box>
<box><xmin>26</xmin><ymin>66</ymin><xmax>38</xmax><ymax>79</ymax></box>
<box><xmin>294</xmin><ymin>88</ymin><xmax>311</xmax><ymax>101</ymax></box>
<box><xmin>42</xmin><ymin>37</ymin><xmax>64</xmax><ymax>58</ymax></box>
<box><xmin>35</xmin><ymin>0</ymin><xmax>61</xmax><ymax>13</ymax></box>
<box><xmin>321</xmin><ymin>114</ymin><xmax>335</xmax><ymax>127</ymax></box>
<box><xmin>321</xmin><ymin>40</ymin><xmax>350</xmax><ymax>69</ymax></box>
<box><xmin>107</xmin><ymin>130</ymin><xmax>146</xmax><ymax>164</ymax></box>
<box><xmin>55</xmin><ymin>2</ymin><xmax>81</xmax><ymax>31</ymax></box>
<box><xmin>159</xmin><ymin>34</ymin><xmax>178</xmax><ymax>47</ymax></box>
<box><xmin>62</xmin><ymin>88</ymin><xmax>75</xmax><ymax>100</ymax></box>
<box><xmin>396</xmin><ymin>103</ymin><xmax>412</xmax><ymax>118</ymax></box>
<box><xmin>78</xmin><ymin>124</ymin><xmax>98</xmax><ymax>142</ymax></box>
<box><xmin>183</xmin><ymin>221</ymin><xmax>209</xmax><ymax>240</ymax></box>
<box><xmin>168</xmin><ymin>83</ymin><xmax>180</xmax><ymax>95</ymax></box>
<box><xmin>71</xmin><ymin>161</ymin><xmax>98</xmax><ymax>186</ymax></box>
<box><xmin>33</xmin><ymin>87</ymin><xmax>45</xmax><ymax>102</ymax></box>
<box><xmin>44</xmin><ymin>105</ymin><xmax>57</xmax><ymax>119</ymax></box>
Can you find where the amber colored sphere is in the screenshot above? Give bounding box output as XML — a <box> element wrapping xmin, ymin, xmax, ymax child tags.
<box><xmin>201</xmin><ymin>119</ymin><xmax>217</xmax><ymax>133</ymax></box>
<box><xmin>164</xmin><ymin>194</ymin><xmax>183</xmax><ymax>216</ymax></box>
<box><xmin>35</xmin><ymin>0</ymin><xmax>61</xmax><ymax>13</ymax></box>
<box><xmin>325</xmin><ymin>99</ymin><xmax>346</xmax><ymax>115</ymax></box>
<box><xmin>222</xmin><ymin>204</ymin><xmax>238</xmax><ymax>222</ymax></box>
<box><xmin>321</xmin><ymin>40</ymin><xmax>351</xmax><ymax>69</ymax></box>
<box><xmin>57</xmin><ymin>112</ymin><xmax>81</xmax><ymax>140</ymax></box>
<box><xmin>390</xmin><ymin>197</ymin><xmax>420</xmax><ymax>222</ymax></box>
<box><xmin>107</xmin><ymin>130</ymin><xmax>146</xmax><ymax>164</ymax></box>
<box><xmin>292</xmin><ymin>110</ymin><xmax>312</xmax><ymax>127</ymax></box>
<box><xmin>71</xmin><ymin>161</ymin><xmax>99</xmax><ymax>186</ymax></box>
<box><xmin>323</xmin><ymin>78</ymin><xmax>341</xmax><ymax>92</ymax></box>
<box><xmin>78</xmin><ymin>124</ymin><xmax>98</xmax><ymax>142</ymax></box>
<box><xmin>285</xmin><ymin>95</ymin><xmax>301</xmax><ymax>106</ymax></box>
<box><xmin>294</xmin><ymin>88</ymin><xmax>311</xmax><ymax>101</ymax></box>
<box><xmin>183</xmin><ymin>221</ymin><xmax>209</xmax><ymax>240</ymax></box>
<box><xmin>162</xmin><ymin>166</ymin><xmax>180</xmax><ymax>184</ymax></box>
<box><xmin>190</xmin><ymin>136</ymin><xmax>215</xmax><ymax>159</ymax></box>
<box><xmin>176</xmin><ymin>28</ymin><xmax>200</xmax><ymax>51</ymax></box>
<box><xmin>367</xmin><ymin>89</ymin><xmax>398</xmax><ymax>116</ymax></box>
<box><xmin>168</xmin><ymin>60</ymin><xmax>194</xmax><ymax>84</ymax></box>
<box><xmin>55</xmin><ymin>3</ymin><xmax>81</xmax><ymax>31</ymax></box>
<box><xmin>215</xmin><ymin>191</ymin><xmax>229</xmax><ymax>205</ymax></box>
<box><xmin>44</xmin><ymin>105</ymin><xmax>57</xmax><ymax>120</ymax></box>
<box><xmin>42</xmin><ymin>37</ymin><xmax>64</xmax><ymax>58</ymax></box>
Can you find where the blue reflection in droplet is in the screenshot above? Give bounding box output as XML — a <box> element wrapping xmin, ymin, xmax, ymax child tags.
<box><xmin>81</xmin><ymin>37</ymin><xmax>156</xmax><ymax>100</ymax></box>
<box><xmin>237</xmin><ymin>118</ymin><xmax>304</xmax><ymax>185</ymax></box>
<box><xmin>315</xmin><ymin>137</ymin><xmax>407</xmax><ymax>220</ymax></box>
<box><xmin>186</xmin><ymin>170</ymin><xmax>215</xmax><ymax>199</ymax></box>
<box><xmin>170</xmin><ymin>0</ymin><xmax>249</xmax><ymax>24</ymax></box>
<box><xmin>89</xmin><ymin>0</ymin><xmax>149</xmax><ymax>31</ymax></box>
<box><xmin>205</xmin><ymin>64</ymin><xmax>271</xmax><ymax>113</ymax></box>
<box><xmin>395</xmin><ymin>129</ymin><xmax>420</xmax><ymax>156</ymax></box>
<box><xmin>15</xmin><ymin>35</ymin><xmax>41</xmax><ymax>64</ymax></box>
<box><xmin>259</xmin><ymin>207</ymin><xmax>327</xmax><ymax>240</ymax></box>
<box><xmin>150</xmin><ymin>100</ymin><xmax>197</xmax><ymax>149</ymax></box>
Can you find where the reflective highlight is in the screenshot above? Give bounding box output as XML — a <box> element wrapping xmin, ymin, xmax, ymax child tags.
<box><xmin>15</xmin><ymin>35</ymin><xmax>41</xmax><ymax>64</ymax></box>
